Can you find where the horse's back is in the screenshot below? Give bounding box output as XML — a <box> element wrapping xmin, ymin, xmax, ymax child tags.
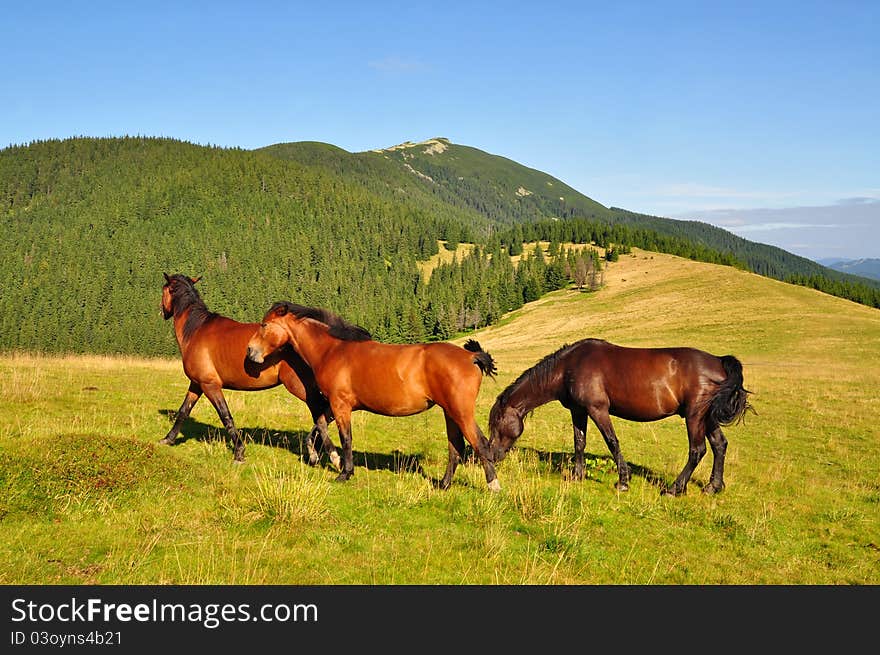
<box><xmin>330</xmin><ymin>340</ymin><xmax>483</xmax><ymax>414</ymax></box>
<box><xmin>566</xmin><ymin>341</ymin><xmax>724</xmax><ymax>420</ymax></box>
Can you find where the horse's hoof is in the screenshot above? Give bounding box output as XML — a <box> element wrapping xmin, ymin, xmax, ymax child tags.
<box><xmin>334</xmin><ymin>471</ymin><xmax>352</xmax><ymax>483</ymax></box>
<box><xmin>159</xmin><ymin>437</ymin><xmax>175</xmax><ymax>446</ymax></box>
<box><xmin>702</xmin><ymin>484</ymin><xmax>724</xmax><ymax>495</ymax></box>
<box><xmin>329</xmin><ymin>452</ymin><xmax>341</xmax><ymax>471</ymax></box>
<box><xmin>615</xmin><ymin>482</ymin><xmax>629</xmax><ymax>492</ymax></box>
<box><xmin>487</xmin><ymin>479</ymin><xmax>501</xmax><ymax>493</ymax></box>
<box><xmin>661</xmin><ymin>487</ymin><xmax>684</xmax><ymax>497</ymax></box>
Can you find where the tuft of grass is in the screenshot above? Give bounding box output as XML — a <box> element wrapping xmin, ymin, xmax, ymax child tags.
<box><xmin>243</xmin><ymin>463</ymin><xmax>330</xmax><ymax>526</ymax></box>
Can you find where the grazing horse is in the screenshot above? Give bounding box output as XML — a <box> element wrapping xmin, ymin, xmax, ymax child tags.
<box><xmin>488</xmin><ymin>338</ymin><xmax>752</xmax><ymax>496</ymax></box>
<box><xmin>160</xmin><ymin>274</ymin><xmax>339</xmax><ymax>467</ymax></box>
<box><xmin>245</xmin><ymin>301</ymin><xmax>501</xmax><ymax>490</ymax></box>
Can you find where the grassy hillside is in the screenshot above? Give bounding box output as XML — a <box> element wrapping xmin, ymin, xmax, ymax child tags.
<box><xmin>2</xmin><ymin>249</ymin><xmax>877</xmax><ymax>584</ymax></box>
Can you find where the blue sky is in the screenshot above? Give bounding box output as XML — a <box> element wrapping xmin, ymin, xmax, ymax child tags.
<box><xmin>2</xmin><ymin>1</ymin><xmax>877</xmax><ymax>259</ymax></box>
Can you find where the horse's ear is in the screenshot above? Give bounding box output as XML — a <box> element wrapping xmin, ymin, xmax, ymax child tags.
<box><xmin>163</xmin><ymin>272</ymin><xmax>171</xmax><ymax>283</ymax></box>
<box><xmin>191</xmin><ymin>275</ymin><xmax>202</xmax><ymax>284</ymax></box>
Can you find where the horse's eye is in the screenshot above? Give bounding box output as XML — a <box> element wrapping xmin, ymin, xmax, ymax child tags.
<box><xmin>260</xmin><ymin>323</ymin><xmax>267</xmax><ymax>329</ymax></box>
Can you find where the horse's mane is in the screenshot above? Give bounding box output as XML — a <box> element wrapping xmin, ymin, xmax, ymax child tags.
<box><xmin>166</xmin><ymin>274</ymin><xmax>218</xmax><ymax>340</ymax></box>
<box><xmin>492</xmin><ymin>338</ymin><xmax>606</xmax><ymax>416</ymax></box>
<box><xmin>270</xmin><ymin>301</ymin><xmax>372</xmax><ymax>342</ymax></box>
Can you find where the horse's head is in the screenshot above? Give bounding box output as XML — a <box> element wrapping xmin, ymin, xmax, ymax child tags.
<box><xmin>161</xmin><ymin>273</ymin><xmax>201</xmax><ymax>320</ymax></box>
<box><xmin>487</xmin><ymin>401</ymin><xmax>524</xmax><ymax>464</ymax></box>
<box><xmin>246</xmin><ymin>303</ymin><xmax>293</xmax><ymax>364</ymax></box>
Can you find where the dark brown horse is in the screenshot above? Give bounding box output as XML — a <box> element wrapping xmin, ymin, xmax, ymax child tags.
<box><xmin>245</xmin><ymin>301</ymin><xmax>500</xmax><ymax>490</ymax></box>
<box><xmin>488</xmin><ymin>338</ymin><xmax>752</xmax><ymax>496</ymax></box>
<box><xmin>160</xmin><ymin>274</ymin><xmax>339</xmax><ymax>467</ymax></box>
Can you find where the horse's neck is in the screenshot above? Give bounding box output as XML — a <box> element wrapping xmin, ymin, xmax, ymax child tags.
<box><xmin>171</xmin><ymin>307</ymin><xmax>191</xmax><ymax>349</ymax></box>
<box><xmin>507</xmin><ymin>376</ymin><xmax>559</xmax><ymax>417</ymax></box>
<box><xmin>291</xmin><ymin>320</ymin><xmax>338</xmax><ymax>367</ymax></box>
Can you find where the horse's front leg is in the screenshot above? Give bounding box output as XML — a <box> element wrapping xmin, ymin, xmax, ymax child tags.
<box><xmin>570</xmin><ymin>407</ymin><xmax>588</xmax><ymax>481</ymax></box>
<box><xmin>331</xmin><ymin>405</ymin><xmax>355</xmax><ymax>482</ymax></box>
<box><xmin>203</xmin><ymin>384</ymin><xmax>246</xmax><ymax>463</ymax></box>
<box><xmin>589</xmin><ymin>408</ymin><xmax>629</xmax><ymax>491</ymax></box>
<box><xmin>161</xmin><ymin>382</ymin><xmax>202</xmax><ymax>445</ymax></box>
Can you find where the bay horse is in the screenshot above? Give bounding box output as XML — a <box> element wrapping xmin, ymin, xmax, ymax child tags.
<box><xmin>160</xmin><ymin>274</ymin><xmax>339</xmax><ymax>467</ymax></box>
<box><xmin>487</xmin><ymin>338</ymin><xmax>752</xmax><ymax>496</ymax></box>
<box><xmin>245</xmin><ymin>301</ymin><xmax>501</xmax><ymax>490</ymax></box>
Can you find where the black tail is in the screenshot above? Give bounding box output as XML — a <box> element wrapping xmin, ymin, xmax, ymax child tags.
<box><xmin>710</xmin><ymin>355</ymin><xmax>753</xmax><ymax>426</ymax></box>
<box><xmin>464</xmin><ymin>339</ymin><xmax>497</xmax><ymax>378</ymax></box>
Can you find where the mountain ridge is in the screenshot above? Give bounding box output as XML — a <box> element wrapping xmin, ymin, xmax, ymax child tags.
<box><xmin>257</xmin><ymin>137</ymin><xmax>880</xmax><ymax>292</ymax></box>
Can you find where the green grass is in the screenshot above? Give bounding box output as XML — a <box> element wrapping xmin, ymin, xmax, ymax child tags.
<box><xmin>1</xmin><ymin>250</ymin><xmax>878</xmax><ymax>584</ymax></box>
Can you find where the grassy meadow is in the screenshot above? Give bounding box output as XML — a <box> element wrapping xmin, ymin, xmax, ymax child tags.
<box><xmin>1</xmin><ymin>248</ymin><xmax>878</xmax><ymax>584</ymax></box>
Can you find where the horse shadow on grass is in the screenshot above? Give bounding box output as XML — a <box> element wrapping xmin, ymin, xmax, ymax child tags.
<box><xmin>157</xmin><ymin>411</ymin><xmax>689</xmax><ymax>492</ymax></box>
<box><xmin>516</xmin><ymin>446</ymin><xmax>689</xmax><ymax>493</ymax></box>
<box><xmin>157</xmin><ymin>409</ymin><xmax>433</xmax><ymax>481</ymax></box>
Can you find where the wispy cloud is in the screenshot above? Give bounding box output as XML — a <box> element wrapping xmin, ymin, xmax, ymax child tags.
<box><xmin>367</xmin><ymin>57</ymin><xmax>426</xmax><ymax>73</ymax></box>
<box><xmin>673</xmin><ymin>199</ymin><xmax>880</xmax><ymax>260</ymax></box>
<box><xmin>732</xmin><ymin>221</ymin><xmax>840</xmax><ymax>233</ymax></box>
<box><xmin>654</xmin><ymin>183</ymin><xmax>786</xmax><ymax>200</ymax></box>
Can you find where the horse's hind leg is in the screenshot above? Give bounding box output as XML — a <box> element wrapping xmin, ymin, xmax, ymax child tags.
<box><xmin>664</xmin><ymin>415</ymin><xmax>708</xmax><ymax>496</ymax></box>
<box><xmin>703</xmin><ymin>425</ymin><xmax>727</xmax><ymax>495</ymax></box>
<box><xmin>570</xmin><ymin>407</ymin><xmax>589</xmax><ymax>481</ymax></box>
<box><xmin>439</xmin><ymin>412</ymin><xmax>467</xmax><ymax>490</ymax></box>
<box><xmin>161</xmin><ymin>382</ymin><xmax>202</xmax><ymax>446</ymax></box>
<box><xmin>446</xmin><ymin>407</ymin><xmax>499</xmax><ymax>492</ymax></box>
<box><xmin>307</xmin><ymin>407</ymin><xmax>341</xmax><ymax>471</ymax></box>
<box><xmin>588</xmin><ymin>409</ymin><xmax>629</xmax><ymax>491</ymax></box>
<box><xmin>202</xmin><ymin>384</ymin><xmax>246</xmax><ymax>463</ymax></box>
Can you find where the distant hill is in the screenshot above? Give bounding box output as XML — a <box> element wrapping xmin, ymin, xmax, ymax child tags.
<box><xmin>821</xmin><ymin>258</ymin><xmax>880</xmax><ymax>281</ymax></box>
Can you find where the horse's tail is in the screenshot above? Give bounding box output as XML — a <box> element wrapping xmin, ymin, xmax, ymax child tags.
<box><xmin>710</xmin><ymin>355</ymin><xmax>753</xmax><ymax>427</ymax></box>
<box><xmin>464</xmin><ymin>339</ymin><xmax>497</xmax><ymax>379</ymax></box>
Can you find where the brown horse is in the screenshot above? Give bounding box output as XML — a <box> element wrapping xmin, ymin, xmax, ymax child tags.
<box><xmin>245</xmin><ymin>301</ymin><xmax>501</xmax><ymax>490</ymax></box>
<box><xmin>488</xmin><ymin>338</ymin><xmax>752</xmax><ymax>496</ymax></box>
<box><xmin>160</xmin><ymin>274</ymin><xmax>339</xmax><ymax>467</ymax></box>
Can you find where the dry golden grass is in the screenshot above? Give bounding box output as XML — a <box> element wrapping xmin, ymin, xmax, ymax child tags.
<box><xmin>417</xmin><ymin>240</ymin><xmax>476</xmax><ymax>281</ymax></box>
<box><xmin>418</xmin><ymin>239</ymin><xmax>602</xmax><ymax>281</ymax></box>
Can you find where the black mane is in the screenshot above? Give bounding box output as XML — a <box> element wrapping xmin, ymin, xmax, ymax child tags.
<box><xmin>166</xmin><ymin>274</ymin><xmax>218</xmax><ymax>340</ymax></box>
<box><xmin>492</xmin><ymin>338</ymin><xmax>606</xmax><ymax>415</ymax></box>
<box><xmin>270</xmin><ymin>301</ymin><xmax>372</xmax><ymax>342</ymax></box>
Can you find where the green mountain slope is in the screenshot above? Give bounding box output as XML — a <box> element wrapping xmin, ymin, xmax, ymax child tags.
<box><xmin>0</xmin><ymin>137</ymin><xmax>491</xmax><ymax>354</ymax></box>
<box><xmin>260</xmin><ymin>137</ymin><xmax>880</xmax><ymax>292</ymax></box>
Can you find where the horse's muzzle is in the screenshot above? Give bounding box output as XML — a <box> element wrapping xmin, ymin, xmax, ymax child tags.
<box><xmin>246</xmin><ymin>346</ymin><xmax>264</xmax><ymax>364</ymax></box>
<box><xmin>488</xmin><ymin>442</ymin><xmax>508</xmax><ymax>464</ymax></box>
